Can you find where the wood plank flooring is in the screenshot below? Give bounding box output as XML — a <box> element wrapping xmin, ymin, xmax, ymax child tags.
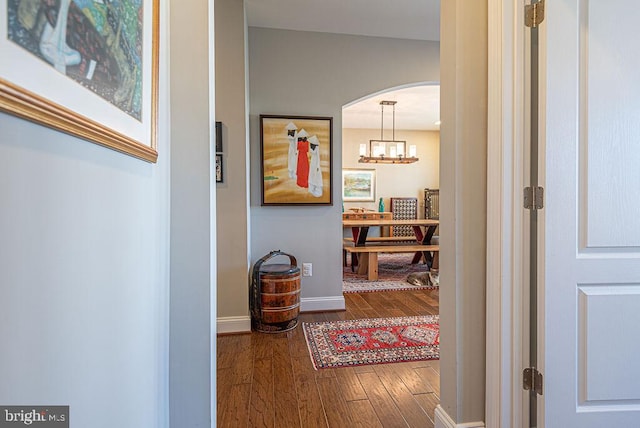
<box><xmin>217</xmin><ymin>289</ymin><xmax>440</xmax><ymax>427</ymax></box>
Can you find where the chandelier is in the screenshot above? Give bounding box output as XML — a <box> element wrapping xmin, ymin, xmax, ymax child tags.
<box><xmin>359</xmin><ymin>100</ymin><xmax>418</xmax><ymax>164</ymax></box>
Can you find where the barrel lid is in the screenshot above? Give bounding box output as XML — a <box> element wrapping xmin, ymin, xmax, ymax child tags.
<box><xmin>259</xmin><ymin>263</ymin><xmax>300</xmax><ymax>274</ymax></box>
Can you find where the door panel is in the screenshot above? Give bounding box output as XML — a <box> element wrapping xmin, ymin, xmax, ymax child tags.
<box><xmin>543</xmin><ymin>0</ymin><xmax>640</xmax><ymax>425</ymax></box>
<box><xmin>580</xmin><ymin>0</ymin><xmax>640</xmax><ymax>249</ymax></box>
<box><xmin>578</xmin><ymin>286</ymin><xmax>640</xmax><ymax>403</ymax></box>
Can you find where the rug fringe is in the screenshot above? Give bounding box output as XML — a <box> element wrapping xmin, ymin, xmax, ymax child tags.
<box><xmin>302</xmin><ymin>322</ymin><xmax>320</xmax><ymax>370</ymax></box>
<box><xmin>343</xmin><ymin>281</ymin><xmax>438</xmax><ymax>293</ymax></box>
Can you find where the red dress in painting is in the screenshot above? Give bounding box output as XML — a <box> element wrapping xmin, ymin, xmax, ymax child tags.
<box><xmin>296</xmin><ymin>140</ymin><xmax>310</xmax><ymax>188</ymax></box>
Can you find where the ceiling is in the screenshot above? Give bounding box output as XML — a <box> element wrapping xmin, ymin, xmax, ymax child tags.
<box><xmin>245</xmin><ymin>0</ymin><xmax>441</xmax><ymax>131</ymax></box>
<box><xmin>342</xmin><ymin>85</ymin><xmax>440</xmax><ymax>131</ymax></box>
<box><xmin>245</xmin><ymin>0</ymin><xmax>440</xmax><ymax>42</ymax></box>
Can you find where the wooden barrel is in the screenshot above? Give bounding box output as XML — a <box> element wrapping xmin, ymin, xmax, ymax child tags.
<box><xmin>250</xmin><ymin>251</ymin><xmax>301</xmax><ymax>333</ymax></box>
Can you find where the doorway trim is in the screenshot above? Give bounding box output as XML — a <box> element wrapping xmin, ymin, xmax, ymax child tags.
<box><xmin>486</xmin><ymin>0</ymin><xmax>527</xmax><ymax>427</ymax></box>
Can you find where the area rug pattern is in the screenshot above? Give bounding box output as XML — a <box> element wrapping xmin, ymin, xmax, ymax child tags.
<box><xmin>343</xmin><ymin>253</ymin><xmax>437</xmax><ymax>293</ymax></box>
<box><xmin>303</xmin><ymin>315</ymin><xmax>439</xmax><ymax>369</ymax></box>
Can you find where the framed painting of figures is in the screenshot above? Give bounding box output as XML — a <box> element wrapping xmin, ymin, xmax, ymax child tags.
<box><xmin>0</xmin><ymin>0</ymin><xmax>159</xmax><ymax>162</ymax></box>
<box><xmin>260</xmin><ymin>115</ymin><xmax>333</xmax><ymax>206</ymax></box>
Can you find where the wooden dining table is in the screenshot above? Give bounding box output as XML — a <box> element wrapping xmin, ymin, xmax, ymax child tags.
<box><xmin>343</xmin><ymin>218</ymin><xmax>439</xmax><ymax>244</ymax></box>
<box><xmin>342</xmin><ymin>218</ymin><xmax>440</xmax><ymax>274</ymax></box>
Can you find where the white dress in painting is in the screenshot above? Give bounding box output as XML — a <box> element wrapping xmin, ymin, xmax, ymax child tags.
<box><xmin>308</xmin><ymin>135</ymin><xmax>323</xmax><ymax>197</ymax></box>
<box><xmin>285</xmin><ymin>122</ymin><xmax>298</xmax><ymax>179</ymax></box>
<box><xmin>287</xmin><ymin>134</ymin><xmax>298</xmax><ymax>179</ymax></box>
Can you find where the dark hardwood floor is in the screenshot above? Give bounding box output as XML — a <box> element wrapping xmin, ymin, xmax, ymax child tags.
<box><xmin>217</xmin><ymin>288</ymin><xmax>440</xmax><ymax>427</ymax></box>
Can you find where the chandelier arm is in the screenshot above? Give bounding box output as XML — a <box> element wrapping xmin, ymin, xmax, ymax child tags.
<box><xmin>380</xmin><ymin>103</ymin><xmax>384</xmax><ymax>140</ymax></box>
<box><xmin>392</xmin><ymin>103</ymin><xmax>395</xmax><ymax>140</ymax></box>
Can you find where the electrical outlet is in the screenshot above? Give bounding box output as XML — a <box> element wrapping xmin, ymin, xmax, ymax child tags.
<box><xmin>302</xmin><ymin>263</ymin><xmax>312</xmax><ymax>277</ymax></box>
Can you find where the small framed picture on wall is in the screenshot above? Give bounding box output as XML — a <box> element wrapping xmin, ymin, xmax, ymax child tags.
<box><xmin>215</xmin><ymin>121</ymin><xmax>223</xmax><ymax>153</ymax></box>
<box><xmin>215</xmin><ymin>154</ymin><xmax>223</xmax><ymax>183</ymax></box>
<box><xmin>342</xmin><ymin>168</ymin><xmax>376</xmax><ymax>202</ymax></box>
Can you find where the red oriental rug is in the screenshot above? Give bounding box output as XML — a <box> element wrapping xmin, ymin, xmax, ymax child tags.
<box><xmin>343</xmin><ymin>253</ymin><xmax>438</xmax><ymax>293</ymax></box>
<box><xmin>303</xmin><ymin>315</ymin><xmax>439</xmax><ymax>369</ymax></box>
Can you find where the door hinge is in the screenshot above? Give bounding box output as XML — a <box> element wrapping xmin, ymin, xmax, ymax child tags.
<box><xmin>524</xmin><ymin>186</ymin><xmax>544</xmax><ymax>210</ymax></box>
<box><xmin>523</xmin><ymin>367</ymin><xmax>544</xmax><ymax>395</ymax></box>
<box><xmin>525</xmin><ymin>0</ymin><xmax>545</xmax><ymax>28</ymax></box>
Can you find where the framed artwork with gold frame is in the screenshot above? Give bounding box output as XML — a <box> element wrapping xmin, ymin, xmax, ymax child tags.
<box><xmin>0</xmin><ymin>0</ymin><xmax>159</xmax><ymax>162</ymax></box>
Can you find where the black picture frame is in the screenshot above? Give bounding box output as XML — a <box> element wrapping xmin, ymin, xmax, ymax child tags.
<box><xmin>215</xmin><ymin>121</ymin><xmax>223</xmax><ymax>153</ymax></box>
<box><xmin>215</xmin><ymin>154</ymin><xmax>223</xmax><ymax>183</ymax></box>
<box><xmin>260</xmin><ymin>114</ymin><xmax>333</xmax><ymax>206</ymax></box>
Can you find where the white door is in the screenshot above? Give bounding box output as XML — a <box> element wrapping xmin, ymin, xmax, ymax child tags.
<box><xmin>542</xmin><ymin>0</ymin><xmax>640</xmax><ymax>426</ymax></box>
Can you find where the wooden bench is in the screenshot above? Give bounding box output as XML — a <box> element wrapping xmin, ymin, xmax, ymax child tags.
<box><xmin>343</xmin><ymin>237</ymin><xmax>417</xmax><ymax>267</ymax></box>
<box><xmin>342</xmin><ymin>237</ymin><xmax>417</xmax><ymax>267</ymax></box>
<box><xmin>343</xmin><ymin>243</ymin><xmax>439</xmax><ymax>281</ymax></box>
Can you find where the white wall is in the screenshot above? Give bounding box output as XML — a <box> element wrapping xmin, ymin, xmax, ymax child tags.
<box><xmin>169</xmin><ymin>0</ymin><xmax>215</xmax><ymax>426</ymax></box>
<box><xmin>0</xmin><ymin>109</ymin><xmax>170</xmax><ymax>427</ymax></box>
<box><xmin>342</xmin><ymin>128</ymin><xmax>440</xmax><ymax>214</ymax></box>
<box><xmin>248</xmin><ymin>27</ymin><xmax>439</xmax><ymax>307</ymax></box>
<box><xmin>438</xmin><ymin>0</ymin><xmax>487</xmax><ymax>425</ymax></box>
<box><xmin>215</xmin><ymin>0</ymin><xmax>251</xmax><ymax>325</ymax></box>
<box><xmin>1</xmin><ymin>0</ymin><xmax>218</xmax><ymax>426</ymax></box>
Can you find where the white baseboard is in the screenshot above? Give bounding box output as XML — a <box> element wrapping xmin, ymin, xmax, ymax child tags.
<box><xmin>216</xmin><ymin>296</ymin><xmax>344</xmax><ymax>334</ymax></box>
<box><xmin>434</xmin><ymin>405</ymin><xmax>485</xmax><ymax>428</ymax></box>
<box><xmin>300</xmin><ymin>295</ymin><xmax>345</xmax><ymax>312</ymax></box>
<box><xmin>216</xmin><ymin>316</ymin><xmax>251</xmax><ymax>334</ymax></box>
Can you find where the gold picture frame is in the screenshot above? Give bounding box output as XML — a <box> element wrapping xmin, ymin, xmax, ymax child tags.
<box><xmin>0</xmin><ymin>0</ymin><xmax>159</xmax><ymax>163</ymax></box>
